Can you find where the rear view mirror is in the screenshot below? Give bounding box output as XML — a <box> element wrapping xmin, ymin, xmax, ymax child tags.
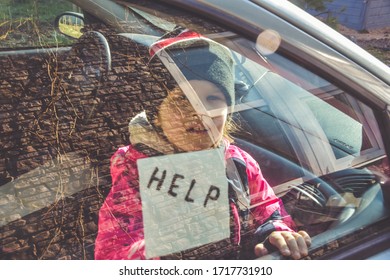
<box><xmin>55</xmin><ymin>12</ymin><xmax>85</xmax><ymax>39</ymax></box>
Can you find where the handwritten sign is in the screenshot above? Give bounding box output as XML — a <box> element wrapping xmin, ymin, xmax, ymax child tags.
<box><xmin>137</xmin><ymin>148</ymin><xmax>229</xmax><ymax>259</ymax></box>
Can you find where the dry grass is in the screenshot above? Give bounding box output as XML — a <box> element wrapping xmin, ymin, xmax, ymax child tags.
<box><xmin>337</xmin><ymin>25</ymin><xmax>390</xmax><ymax>66</ymax></box>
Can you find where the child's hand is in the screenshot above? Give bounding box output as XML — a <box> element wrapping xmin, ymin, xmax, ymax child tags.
<box><xmin>254</xmin><ymin>230</ymin><xmax>311</xmax><ymax>259</ymax></box>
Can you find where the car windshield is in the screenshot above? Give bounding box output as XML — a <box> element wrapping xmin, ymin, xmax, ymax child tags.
<box><xmin>0</xmin><ymin>0</ymin><xmax>389</xmax><ymax>261</ymax></box>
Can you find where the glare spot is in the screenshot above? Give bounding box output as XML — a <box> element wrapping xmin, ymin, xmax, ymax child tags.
<box><xmin>256</xmin><ymin>29</ymin><xmax>281</xmax><ymax>55</ymax></box>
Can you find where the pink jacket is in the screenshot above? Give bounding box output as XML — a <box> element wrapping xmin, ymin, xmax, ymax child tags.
<box><xmin>94</xmin><ymin>142</ymin><xmax>295</xmax><ymax>259</ymax></box>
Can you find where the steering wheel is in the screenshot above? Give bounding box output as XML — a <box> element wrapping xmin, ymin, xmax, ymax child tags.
<box><xmin>283</xmin><ymin>168</ymin><xmax>381</xmax><ymax>234</ymax></box>
<box><xmin>282</xmin><ymin>174</ymin><xmax>346</xmax><ymax>235</ymax></box>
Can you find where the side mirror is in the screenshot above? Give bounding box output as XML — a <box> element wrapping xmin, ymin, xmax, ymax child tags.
<box><xmin>55</xmin><ymin>12</ymin><xmax>85</xmax><ymax>39</ymax></box>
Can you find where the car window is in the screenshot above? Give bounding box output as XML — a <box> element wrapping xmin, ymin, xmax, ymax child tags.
<box><xmin>0</xmin><ymin>0</ymin><xmax>389</xmax><ymax>260</ymax></box>
<box><xmin>0</xmin><ymin>0</ymin><xmax>80</xmax><ymax>49</ymax></box>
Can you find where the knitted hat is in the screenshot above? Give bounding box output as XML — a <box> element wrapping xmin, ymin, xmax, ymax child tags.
<box><xmin>149</xmin><ymin>29</ymin><xmax>235</xmax><ymax>106</ymax></box>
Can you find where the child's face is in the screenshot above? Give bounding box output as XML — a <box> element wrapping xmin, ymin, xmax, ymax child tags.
<box><xmin>156</xmin><ymin>80</ymin><xmax>228</xmax><ymax>152</ymax></box>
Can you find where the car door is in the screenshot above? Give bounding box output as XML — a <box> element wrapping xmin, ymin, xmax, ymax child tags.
<box><xmin>0</xmin><ymin>0</ymin><xmax>108</xmax><ymax>260</ymax></box>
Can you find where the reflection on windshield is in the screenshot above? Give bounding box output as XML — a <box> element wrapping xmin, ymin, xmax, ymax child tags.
<box><xmin>0</xmin><ymin>153</ymin><xmax>91</xmax><ymax>227</ymax></box>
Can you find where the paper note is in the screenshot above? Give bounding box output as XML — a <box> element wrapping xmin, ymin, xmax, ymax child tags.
<box><xmin>138</xmin><ymin>148</ymin><xmax>229</xmax><ymax>258</ymax></box>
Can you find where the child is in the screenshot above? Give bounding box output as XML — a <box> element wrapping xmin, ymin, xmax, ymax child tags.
<box><xmin>94</xmin><ymin>29</ymin><xmax>311</xmax><ymax>260</ymax></box>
